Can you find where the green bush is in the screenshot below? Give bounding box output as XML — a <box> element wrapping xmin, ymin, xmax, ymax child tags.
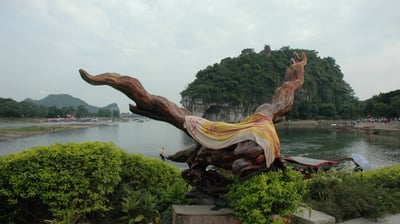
<box><xmin>363</xmin><ymin>166</ymin><xmax>400</xmax><ymax>216</ymax></box>
<box><xmin>0</xmin><ymin>142</ymin><xmax>190</xmax><ymax>223</ymax></box>
<box><xmin>227</xmin><ymin>168</ymin><xmax>306</xmax><ymax>224</ymax></box>
<box><xmin>0</xmin><ymin>142</ymin><xmax>122</xmax><ymax>223</ymax></box>
<box><xmin>115</xmin><ymin>153</ymin><xmax>190</xmax><ymax>210</ymax></box>
<box><xmin>120</xmin><ymin>187</ymin><xmax>161</xmax><ymax>224</ymax></box>
<box><xmin>304</xmin><ymin>165</ymin><xmax>400</xmax><ymax>222</ymax></box>
<box><xmin>110</xmin><ymin>153</ymin><xmax>191</xmax><ymax>223</ymax></box>
<box><xmin>363</xmin><ymin>165</ymin><xmax>400</xmax><ymax>190</ymax></box>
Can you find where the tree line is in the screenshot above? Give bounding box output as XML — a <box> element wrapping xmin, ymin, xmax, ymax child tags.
<box><xmin>364</xmin><ymin>90</ymin><xmax>400</xmax><ymax>119</ymax></box>
<box><xmin>181</xmin><ymin>46</ymin><xmax>399</xmax><ymax>120</ymax></box>
<box><xmin>0</xmin><ymin>97</ymin><xmax>120</xmax><ymax>118</ymax></box>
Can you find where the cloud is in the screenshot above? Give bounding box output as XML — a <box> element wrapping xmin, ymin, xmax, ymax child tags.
<box><xmin>340</xmin><ymin>41</ymin><xmax>400</xmax><ymax>100</ymax></box>
<box><xmin>40</xmin><ymin>90</ymin><xmax>51</xmax><ymax>96</ymax></box>
<box><xmin>1</xmin><ymin>0</ymin><xmax>399</xmax><ymax>111</ymax></box>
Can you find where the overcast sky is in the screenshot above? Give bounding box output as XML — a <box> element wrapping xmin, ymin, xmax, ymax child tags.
<box><xmin>1</xmin><ymin>0</ymin><xmax>399</xmax><ymax>113</ymax></box>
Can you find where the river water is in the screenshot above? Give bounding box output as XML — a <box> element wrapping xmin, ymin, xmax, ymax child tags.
<box><xmin>1</xmin><ymin>120</ymin><xmax>399</xmax><ymax>169</ymax></box>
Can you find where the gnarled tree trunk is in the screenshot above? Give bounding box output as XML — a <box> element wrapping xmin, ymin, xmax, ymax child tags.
<box><xmin>79</xmin><ymin>52</ymin><xmax>307</xmax><ymax>200</ymax></box>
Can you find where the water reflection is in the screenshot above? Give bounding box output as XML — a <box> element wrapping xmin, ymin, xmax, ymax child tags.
<box><xmin>277</xmin><ymin>126</ymin><xmax>400</xmax><ymax>168</ymax></box>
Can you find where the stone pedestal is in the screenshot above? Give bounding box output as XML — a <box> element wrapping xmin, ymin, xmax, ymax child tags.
<box><xmin>172</xmin><ymin>205</ymin><xmax>241</xmax><ymax>224</ymax></box>
<box><xmin>292</xmin><ymin>207</ymin><xmax>335</xmax><ymax>224</ymax></box>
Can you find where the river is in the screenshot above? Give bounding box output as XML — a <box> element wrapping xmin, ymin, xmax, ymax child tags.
<box><xmin>0</xmin><ymin>119</ymin><xmax>399</xmax><ymax>169</ymax></box>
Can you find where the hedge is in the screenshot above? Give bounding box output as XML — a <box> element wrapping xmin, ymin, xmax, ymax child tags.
<box><xmin>0</xmin><ymin>142</ymin><xmax>189</xmax><ymax>223</ymax></box>
<box><xmin>305</xmin><ymin>165</ymin><xmax>400</xmax><ymax>222</ymax></box>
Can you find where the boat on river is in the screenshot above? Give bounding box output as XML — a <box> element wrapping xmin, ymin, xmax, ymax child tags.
<box><xmin>283</xmin><ymin>154</ymin><xmax>371</xmax><ymax>177</ymax></box>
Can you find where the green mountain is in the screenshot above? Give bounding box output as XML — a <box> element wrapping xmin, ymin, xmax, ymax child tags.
<box><xmin>180</xmin><ymin>46</ymin><xmax>361</xmax><ymax>120</ymax></box>
<box><xmin>24</xmin><ymin>94</ymin><xmax>118</xmax><ymax>113</ymax></box>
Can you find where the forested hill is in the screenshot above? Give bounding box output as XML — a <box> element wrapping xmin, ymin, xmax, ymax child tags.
<box><xmin>180</xmin><ymin>46</ymin><xmax>362</xmax><ymax>120</ymax></box>
<box><xmin>24</xmin><ymin>94</ymin><xmax>115</xmax><ymax>113</ymax></box>
<box><xmin>0</xmin><ymin>94</ymin><xmax>119</xmax><ymax>118</ymax></box>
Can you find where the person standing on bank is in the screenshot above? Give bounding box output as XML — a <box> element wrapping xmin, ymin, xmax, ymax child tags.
<box><xmin>160</xmin><ymin>147</ymin><xmax>166</xmax><ymax>161</ymax></box>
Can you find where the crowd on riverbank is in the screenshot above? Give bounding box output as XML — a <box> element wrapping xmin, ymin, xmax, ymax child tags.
<box><xmin>279</xmin><ymin>119</ymin><xmax>400</xmax><ymax>135</ymax></box>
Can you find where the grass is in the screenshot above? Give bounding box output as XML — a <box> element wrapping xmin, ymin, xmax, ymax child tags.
<box><xmin>1</xmin><ymin>126</ymin><xmax>68</xmax><ymax>133</ymax></box>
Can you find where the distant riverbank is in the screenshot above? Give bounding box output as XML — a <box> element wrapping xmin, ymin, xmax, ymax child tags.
<box><xmin>1</xmin><ymin>118</ymin><xmax>399</xmax><ymax>142</ymax></box>
<box><xmin>277</xmin><ymin>119</ymin><xmax>400</xmax><ymax>135</ymax></box>
<box><xmin>0</xmin><ymin>123</ymin><xmax>99</xmax><ymax>141</ymax></box>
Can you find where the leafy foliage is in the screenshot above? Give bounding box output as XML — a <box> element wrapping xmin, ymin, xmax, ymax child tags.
<box><xmin>115</xmin><ymin>152</ymin><xmax>190</xmax><ymax>213</ymax></box>
<box><xmin>120</xmin><ymin>187</ymin><xmax>160</xmax><ymax>224</ymax></box>
<box><xmin>0</xmin><ymin>142</ymin><xmax>190</xmax><ymax>223</ymax></box>
<box><xmin>181</xmin><ymin>46</ymin><xmax>387</xmax><ymax>120</ymax></box>
<box><xmin>363</xmin><ymin>165</ymin><xmax>400</xmax><ymax>214</ymax></box>
<box><xmin>0</xmin><ymin>98</ymin><xmax>48</xmax><ymax>118</ymax></box>
<box><xmin>0</xmin><ymin>142</ymin><xmax>122</xmax><ymax>223</ymax></box>
<box><xmin>364</xmin><ymin>90</ymin><xmax>400</xmax><ymax>118</ymax></box>
<box><xmin>227</xmin><ymin>168</ymin><xmax>306</xmax><ymax>224</ymax></box>
<box><xmin>305</xmin><ymin>165</ymin><xmax>400</xmax><ymax>222</ymax></box>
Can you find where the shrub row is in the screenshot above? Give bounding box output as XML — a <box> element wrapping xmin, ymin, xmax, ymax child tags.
<box><xmin>304</xmin><ymin>165</ymin><xmax>400</xmax><ymax>222</ymax></box>
<box><xmin>2</xmin><ymin>142</ymin><xmax>399</xmax><ymax>223</ymax></box>
<box><xmin>0</xmin><ymin>142</ymin><xmax>189</xmax><ymax>223</ymax></box>
<box><xmin>227</xmin><ymin>164</ymin><xmax>400</xmax><ymax>223</ymax></box>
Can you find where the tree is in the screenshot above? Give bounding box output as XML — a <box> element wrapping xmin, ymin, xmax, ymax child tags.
<box><xmin>389</xmin><ymin>96</ymin><xmax>400</xmax><ymax>118</ymax></box>
<box><xmin>76</xmin><ymin>105</ymin><xmax>90</xmax><ymax>118</ymax></box>
<box><xmin>61</xmin><ymin>106</ymin><xmax>76</xmax><ymax>117</ymax></box>
<box><xmin>98</xmin><ymin>109</ymin><xmax>111</xmax><ymax>117</ymax></box>
<box><xmin>47</xmin><ymin>106</ymin><xmax>62</xmax><ymax>118</ymax></box>
<box><xmin>19</xmin><ymin>101</ymin><xmax>48</xmax><ymax>117</ymax></box>
<box><xmin>363</xmin><ymin>90</ymin><xmax>400</xmax><ymax>119</ymax></box>
<box><xmin>372</xmin><ymin>102</ymin><xmax>389</xmax><ymax>117</ymax></box>
<box><xmin>0</xmin><ymin>98</ymin><xmax>22</xmax><ymax>117</ymax></box>
<box><xmin>318</xmin><ymin>103</ymin><xmax>337</xmax><ymax>118</ymax></box>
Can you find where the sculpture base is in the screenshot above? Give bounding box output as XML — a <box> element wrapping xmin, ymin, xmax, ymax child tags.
<box><xmin>172</xmin><ymin>205</ymin><xmax>241</xmax><ymax>224</ymax></box>
<box><xmin>292</xmin><ymin>207</ymin><xmax>335</xmax><ymax>224</ymax></box>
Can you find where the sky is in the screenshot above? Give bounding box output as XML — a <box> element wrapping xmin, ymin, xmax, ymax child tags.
<box><xmin>1</xmin><ymin>0</ymin><xmax>399</xmax><ymax>113</ymax></box>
